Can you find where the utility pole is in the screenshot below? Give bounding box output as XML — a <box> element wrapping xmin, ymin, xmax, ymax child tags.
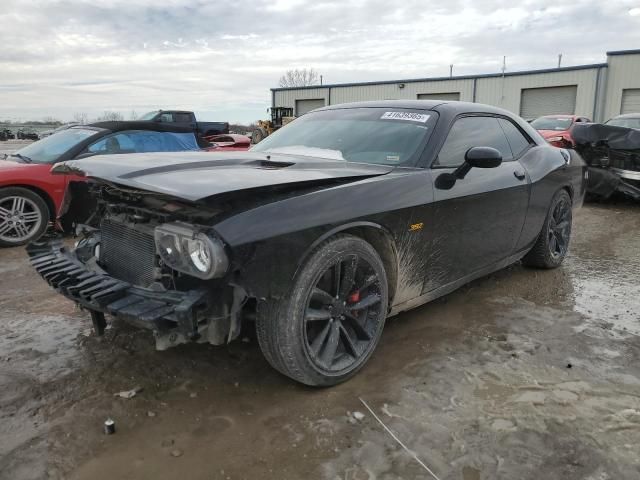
<box><xmin>449</xmin><ymin>64</ymin><xmax>453</xmax><ymax>78</ymax></box>
<box><xmin>501</xmin><ymin>56</ymin><xmax>506</xmax><ymax>101</ymax></box>
<box><xmin>320</xmin><ymin>75</ymin><xmax>323</xmax><ymax>86</ymax></box>
<box><xmin>558</xmin><ymin>54</ymin><xmax>562</xmax><ymax>68</ymax></box>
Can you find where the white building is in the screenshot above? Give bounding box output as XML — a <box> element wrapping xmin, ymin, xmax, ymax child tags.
<box><xmin>272</xmin><ymin>49</ymin><xmax>640</xmax><ymax>122</ymax></box>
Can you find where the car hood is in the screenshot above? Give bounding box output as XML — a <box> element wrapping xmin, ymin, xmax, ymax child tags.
<box><xmin>52</xmin><ymin>151</ymin><xmax>394</xmax><ymax>202</ymax></box>
<box><xmin>538</xmin><ymin>129</ymin><xmax>570</xmax><ymax>138</ymax></box>
<box><xmin>0</xmin><ymin>159</ymin><xmax>48</xmax><ymax>174</ymax></box>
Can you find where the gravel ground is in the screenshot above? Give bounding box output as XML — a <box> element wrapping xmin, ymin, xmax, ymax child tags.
<box><xmin>0</xmin><ymin>200</ymin><xmax>639</xmax><ymax>480</ymax></box>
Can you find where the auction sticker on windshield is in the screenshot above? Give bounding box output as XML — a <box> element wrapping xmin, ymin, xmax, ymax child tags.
<box><xmin>381</xmin><ymin>112</ymin><xmax>430</xmax><ymax>123</ymax></box>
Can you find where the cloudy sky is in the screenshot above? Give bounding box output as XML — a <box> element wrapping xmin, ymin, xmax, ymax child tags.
<box><xmin>1</xmin><ymin>0</ymin><xmax>639</xmax><ymax>123</ymax></box>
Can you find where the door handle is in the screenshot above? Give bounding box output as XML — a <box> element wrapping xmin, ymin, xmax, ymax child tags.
<box><xmin>513</xmin><ymin>170</ymin><xmax>526</xmax><ymax>181</ymax></box>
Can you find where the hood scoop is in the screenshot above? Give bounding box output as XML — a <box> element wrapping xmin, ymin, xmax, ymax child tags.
<box><xmin>246</xmin><ymin>159</ymin><xmax>295</xmax><ymax>170</ymax></box>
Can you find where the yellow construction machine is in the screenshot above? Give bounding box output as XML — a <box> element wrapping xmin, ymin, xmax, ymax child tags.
<box><xmin>251</xmin><ymin>107</ymin><xmax>295</xmax><ymax>144</ymax></box>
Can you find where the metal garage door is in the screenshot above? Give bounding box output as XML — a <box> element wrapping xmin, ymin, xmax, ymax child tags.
<box><xmin>417</xmin><ymin>92</ymin><xmax>460</xmax><ymax>101</ymax></box>
<box><xmin>520</xmin><ymin>85</ymin><xmax>577</xmax><ymax>119</ymax></box>
<box><xmin>621</xmin><ymin>89</ymin><xmax>640</xmax><ymax>114</ymax></box>
<box><xmin>295</xmin><ymin>99</ymin><xmax>325</xmax><ymax>116</ymax></box>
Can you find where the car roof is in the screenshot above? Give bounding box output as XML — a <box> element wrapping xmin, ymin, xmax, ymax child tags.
<box><xmin>611</xmin><ymin>113</ymin><xmax>640</xmax><ymax>119</ymax></box>
<box><xmin>86</xmin><ymin>121</ymin><xmax>195</xmax><ymax>134</ymax></box>
<box><xmin>536</xmin><ymin>114</ymin><xmax>578</xmax><ymax>119</ymax></box>
<box><xmin>318</xmin><ymin>99</ymin><xmax>519</xmax><ymax>117</ymax></box>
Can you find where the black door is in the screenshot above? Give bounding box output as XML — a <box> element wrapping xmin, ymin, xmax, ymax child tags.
<box><xmin>425</xmin><ymin>115</ymin><xmax>532</xmax><ymax>291</ymax></box>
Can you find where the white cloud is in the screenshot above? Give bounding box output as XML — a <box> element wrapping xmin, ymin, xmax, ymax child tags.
<box><xmin>0</xmin><ymin>0</ymin><xmax>638</xmax><ymax>123</ymax></box>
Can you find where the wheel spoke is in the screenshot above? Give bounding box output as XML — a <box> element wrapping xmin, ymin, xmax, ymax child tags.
<box><xmin>15</xmin><ymin>223</ymin><xmax>31</xmax><ymax>238</ymax></box>
<box><xmin>339</xmin><ymin>255</ymin><xmax>358</xmax><ymax>298</ymax></box>
<box><xmin>332</xmin><ymin>261</ymin><xmax>342</xmax><ymax>297</ymax></box>
<box><xmin>310</xmin><ymin>321</ymin><xmax>331</xmax><ymax>357</ymax></box>
<box><xmin>0</xmin><ymin>221</ymin><xmax>13</xmax><ymax>236</ymax></box>
<box><xmin>12</xmin><ymin>197</ymin><xmax>26</xmax><ymax>214</ymax></box>
<box><xmin>0</xmin><ymin>206</ymin><xmax>10</xmax><ymax>219</ymax></box>
<box><xmin>343</xmin><ymin>312</ymin><xmax>371</xmax><ymax>340</ymax></box>
<box><xmin>357</xmin><ymin>274</ymin><xmax>378</xmax><ymax>293</ymax></box>
<box><xmin>21</xmin><ymin>211</ymin><xmax>40</xmax><ymax>223</ymax></box>
<box><xmin>305</xmin><ymin>307</ymin><xmax>332</xmax><ymax>322</ymax></box>
<box><xmin>339</xmin><ymin>323</ymin><xmax>359</xmax><ymax>358</ymax></box>
<box><xmin>319</xmin><ymin>322</ymin><xmax>340</xmax><ymax>367</ymax></box>
<box><xmin>350</xmin><ymin>293</ymin><xmax>381</xmax><ymax>311</ymax></box>
<box><xmin>549</xmin><ymin>233</ymin><xmax>558</xmax><ymax>255</ymax></box>
<box><xmin>311</xmin><ymin>287</ymin><xmax>334</xmax><ymax>305</ymax></box>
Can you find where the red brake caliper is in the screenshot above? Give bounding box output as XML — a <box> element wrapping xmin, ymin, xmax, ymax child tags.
<box><xmin>347</xmin><ymin>291</ymin><xmax>360</xmax><ymax>304</ymax></box>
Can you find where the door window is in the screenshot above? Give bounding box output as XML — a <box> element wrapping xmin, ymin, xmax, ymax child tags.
<box><xmin>434</xmin><ymin>116</ymin><xmax>513</xmax><ymax>167</ymax></box>
<box><xmin>83</xmin><ymin>130</ymin><xmax>199</xmax><ymax>156</ymax></box>
<box><xmin>498</xmin><ymin>118</ymin><xmax>532</xmax><ymax>159</ymax></box>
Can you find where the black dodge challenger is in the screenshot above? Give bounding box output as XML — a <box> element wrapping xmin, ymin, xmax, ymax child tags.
<box><xmin>29</xmin><ymin>101</ymin><xmax>587</xmax><ymax>386</ymax></box>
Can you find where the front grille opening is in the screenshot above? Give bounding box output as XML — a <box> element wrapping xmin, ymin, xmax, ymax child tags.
<box><xmin>100</xmin><ymin>219</ymin><xmax>157</xmax><ymax>287</ymax></box>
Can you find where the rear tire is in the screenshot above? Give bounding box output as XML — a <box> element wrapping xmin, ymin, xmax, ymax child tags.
<box><xmin>256</xmin><ymin>235</ymin><xmax>388</xmax><ymax>386</ymax></box>
<box><xmin>522</xmin><ymin>189</ymin><xmax>572</xmax><ymax>269</ymax></box>
<box><xmin>0</xmin><ymin>187</ymin><xmax>50</xmax><ymax>247</ymax></box>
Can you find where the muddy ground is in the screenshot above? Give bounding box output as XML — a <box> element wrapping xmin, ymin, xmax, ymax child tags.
<box><xmin>1</xmin><ymin>200</ymin><xmax>639</xmax><ymax>480</ymax></box>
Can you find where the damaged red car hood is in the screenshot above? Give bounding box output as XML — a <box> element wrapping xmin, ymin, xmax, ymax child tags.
<box><xmin>537</xmin><ymin>129</ymin><xmax>570</xmax><ymax>139</ymax></box>
<box><xmin>52</xmin><ymin>151</ymin><xmax>394</xmax><ymax>202</ymax></box>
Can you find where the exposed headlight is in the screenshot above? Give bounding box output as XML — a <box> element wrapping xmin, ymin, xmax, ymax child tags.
<box><xmin>547</xmin><ymin>136</ymin><xmax>564</xmax><ymax>142</ymax></box>
<box><xmin>154</xmin><ymin>222</ymin><xmax>228</xmax><ymax>279</ymax></box>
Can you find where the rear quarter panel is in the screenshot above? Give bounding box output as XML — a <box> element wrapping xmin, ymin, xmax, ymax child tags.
<box><xmin>517</xmin><ymin>146</ymin><xmax>586</xmax><ymax>251</ymax></box>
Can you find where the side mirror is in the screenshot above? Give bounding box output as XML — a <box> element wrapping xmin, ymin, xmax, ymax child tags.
<box><xmin>465</xmin><ymin>146</ymin><xmax>502</xmax><ymax>169</ymax></box>
<box><xmin>435</xmin><ymin>146</ymin><xmax>502</xmax><ymax>190</ymax></box>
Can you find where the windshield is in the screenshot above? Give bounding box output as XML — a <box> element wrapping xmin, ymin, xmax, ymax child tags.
<box><xmin>252</xmin><ymin>108</ymin><xmax>437</xmax><ymax>166</ymax></box>
<box><xmin>605</xmin><ymin>117</ymin><xmax>640</xmax><ymax>129</ymax></box>
<box><xmin>138</xmin><ymin>111</ymin><xmax>159</xmax><ymax>120</ymax></box>
<box><xmin>14</xmin><ymin>128</ymin><xmax>99</xmax><ymax>163</ymax></box>
<box><xmin>530</xmin><ymin>117</ymin><xmax>573</xmax><ymax>131</ymax></box>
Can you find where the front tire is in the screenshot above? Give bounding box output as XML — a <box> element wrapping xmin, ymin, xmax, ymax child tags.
<box><xmin>0</xmin><ymin>187</ymin><xmax>50</xmax><ymax>247</ymax></box>
<box><xmin>256</xmin><ymin>235</ymin><xmax>389</xmax><ymax>386</ymax></box>
<box><xmin>522</xmin><ymin>189</ymin><xmax>572</xmax><ymax>269</ymax></box>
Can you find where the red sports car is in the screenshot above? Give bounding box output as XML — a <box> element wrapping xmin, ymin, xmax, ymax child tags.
<box><xmin>0</xmin><ymin>122</ymin><xmax>200</xmax><ymax>247</ymax></box>
<box><xmin>530</xmin><ymin>114</ymin><xmax>592</xmax><ymax>148</ymax></box>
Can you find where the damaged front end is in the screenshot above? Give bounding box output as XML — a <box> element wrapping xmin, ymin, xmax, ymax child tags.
<box><xmin>572</xmin><ymin>123</ymin><xmax>640</xmax><ymax>201</ymax></box>
<box><xmin>28</xmin><ymin>181</ymin><xmax>247</xmax><ymax>350</ymax></box>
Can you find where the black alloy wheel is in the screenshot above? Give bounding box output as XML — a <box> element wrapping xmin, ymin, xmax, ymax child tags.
<box><xmin>547</xmin><ymin>195</ymin><xmax>571</xmax><ymax>260</ymax></box>
<box><xmin>256</xmin><ymin>234</ymin><xmax>389</xmax><ymax>386</ymax></box>
<box><xmin>303</xmin><ymin>253</ymin><xmax>384</xmax><ymax>373</ymax></box>
<box><xmin>522</xmin><ymin>189</ymin><xmax>572</xmax><ymax>269</ymax></box>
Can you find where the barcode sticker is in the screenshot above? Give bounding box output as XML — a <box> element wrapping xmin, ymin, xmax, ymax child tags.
<box><xmin>381</xmin><ymin>112</ymin><xmax>430</xmax><ymax>123</ymax></box>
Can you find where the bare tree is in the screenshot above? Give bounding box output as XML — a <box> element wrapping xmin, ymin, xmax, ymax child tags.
<box><xmin>41</xmin><ymin>116</ymin><xmax>62</xmax><ymax>126</ymax></box>
<box><xmin>95</xmin><ymin>111</ymin><xmax>124</xmax><ymax>122</ymax></box>
<box><xmin>129</xmin><ymin>110</ymin><xmax>138</xmax><ymax>120</ymax></box>
<box><xmin>278</xmin><ymin>68</ymin><xmax>319</xmax><ymax>88</ymax></box>
<box><xmin>72</xmin><ymin>112</ymin><xmax>89</xmax><ymax>124</ymax></box>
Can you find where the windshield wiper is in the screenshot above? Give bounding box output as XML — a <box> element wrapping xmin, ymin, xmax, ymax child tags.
<box><xmin>10</xmin><ymin>153</ymin><xmax>33</xmax><ymax>163</ymax></box>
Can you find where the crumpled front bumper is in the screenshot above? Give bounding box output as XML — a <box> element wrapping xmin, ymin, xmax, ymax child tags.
<box><xmin>27</xmin><ymin>240</ymin><xmax>209</xmax><ymax>339</ymax></box>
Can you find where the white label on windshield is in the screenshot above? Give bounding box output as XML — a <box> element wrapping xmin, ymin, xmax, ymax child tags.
<box><xmin>381</xmin><ymin>111</ymin><xmax>430</xmax><ymax>123</ymax></box>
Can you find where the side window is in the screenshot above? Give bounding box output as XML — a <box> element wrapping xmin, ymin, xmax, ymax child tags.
<box><xmin>434</xmin><ymin>116</ymin><xmax>512</xmax><ymax>167</ymax></box>
<box><xmin>174</xmin><ymin>113</ymin><xmax>192</xmax><ymax>123</ymax></box>
<box><xmin>86</xmin><ymin>132</ymin><xmax>136</xmax><ymax>155</ymax></box>
<box><xmin>159</xmin><ymin>113</ymin><xmax>174</xmax><ymax>122</ymax></box>
<box><xmin>498</xmin><ymin>118</ymin><xmax>532</xmax><ymax>159</ymax></box>
<box><xmin>83</xmin><ymin>130</ymin><xmax>198</xmax><ymax>156</ymax></box>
